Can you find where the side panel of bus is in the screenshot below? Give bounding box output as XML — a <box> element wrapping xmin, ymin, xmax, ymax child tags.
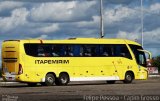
<box><xmin>23</xmin><ymin>43</ymin><xmax>137</xmax><ymax>82</ymax></box>
<box><xmin>57</xmin><ymin>57</ymin><xmax>118</xmax><ymax>81</ymax></box>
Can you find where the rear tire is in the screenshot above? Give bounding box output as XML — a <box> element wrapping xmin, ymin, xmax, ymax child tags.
<box><xmin>123</xmin><ymin>72</ymin><xmax>134</xmax><ymax>84</ymax></box>
<box><xmin>58</xmin><ymin>73</ymin><xmax>69</xmax><ymax>86</ymax></box>
<box><xmin>107</xmin><ymin>81</ymin><xmax>115</xmax><ymax>84</ymax></box>
<box><xmin>44</xmin><ymin>73</ymin><xmax>55</xmax><ymax>86</ymax></box>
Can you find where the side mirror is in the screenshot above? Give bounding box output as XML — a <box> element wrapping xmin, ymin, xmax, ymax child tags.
<box><xmin>138</xmin><ymin>49</ymin><xmax>152</xmax><ymax>59</ymax></box>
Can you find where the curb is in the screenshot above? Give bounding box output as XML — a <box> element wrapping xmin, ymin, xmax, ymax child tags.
<box><xmin>0</xmin><ymin>78</ymin><xmax>19</xmax><ymax>84</ymax></box>
<box><xmin>148</xmin><ymin>75</ymin><xmax>160</xmax><ymax>77</ymax></box>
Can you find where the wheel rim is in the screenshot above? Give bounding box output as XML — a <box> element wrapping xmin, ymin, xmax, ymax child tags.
<box><xmin>47</xmin><ymin>77</ymin><xmax>54</xmax><ymax>83</ymax></box>
<box><xmin>61</xmin><ymin>76</ymin><xmax>67</xmax><ymax>84</ymax></box>
<box><xmin>126</xmin><ymin>74</ymin><xmax>132</xmax><ymax>81</ymax></box>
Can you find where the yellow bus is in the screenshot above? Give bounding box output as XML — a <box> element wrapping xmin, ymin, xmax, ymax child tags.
<box><xmin>1</xmin><ymin>38</ymin><xmax>151</xmax><ymax>86</ymax></box>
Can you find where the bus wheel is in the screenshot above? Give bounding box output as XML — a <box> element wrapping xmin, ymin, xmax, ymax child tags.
<box><xmin>27</xmin><ymin>83</ymin><xmax>37</xmax><ymax>87</ymax></box>
<box><xmin>107</xmin><ymin>81</ymin><xmax>115</xmax><ymax>84</ymax></box>
<box><xmin>58</xmin><ymin>73</ymin><xmax>69</xmax><ymax>86</ymax></box>
<box><xmin>44</xmin><ymin>73</ymin><xmax>55</xmax><ymax>86</ymax></box>
<box><xmin>123</xmin><ymin>72</ymin><xmax>134</xmax><ymax>84</ymax></box>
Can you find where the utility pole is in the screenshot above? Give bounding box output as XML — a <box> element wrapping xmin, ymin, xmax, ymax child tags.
<box><xmin>141</xmin><ymin>0</ymin><xmax>144</xmax><ymax>47</ymax></box>
<box><xmin>100</xmin><ymin>0</ymin><xmax>104</xmax><ymax>38</ymax></box>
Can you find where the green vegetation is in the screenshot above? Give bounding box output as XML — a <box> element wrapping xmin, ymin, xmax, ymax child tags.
<box><xmin>152</xmin><ymin>56</ymin><xmax>160</xmax><ymax>71</ymax></box>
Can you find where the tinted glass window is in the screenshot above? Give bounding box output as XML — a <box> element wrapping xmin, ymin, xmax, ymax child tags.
<box><xmin>129</xmin><ymin>45</ymin><xmax>147</xmax><ymax>67</ymax></box>
<box><xmin>24</xmin><ymin>44</ymin><xmax>131</xmax><ymax>58</ymax></box>
<box><xmin>100</xmin><ymin>45</ymin><xmax>114</xmax><ymax>56</ymax></box>
<box><xmin>24</xmin><ymin>44</ymin><xmax>76</xmax><ymax>57</ymax></box>
<box><xmin>80</xmin><ymin>45</ymin><xmax>99</xmax><ymax>56</ymax></box>
<box><xmin>99</xmin><ymin>44</ymin><xmax>132</xmax><ymax>59</ymax></box>
<box><xmin>114</xmin><ymin>45</ymin><xmax>132</xmax><ymax>59</ymax></box>
<box><xmin>24</xmin><ymin>44</ymin><xmax>38</xmax><ymax>57</ymax></box>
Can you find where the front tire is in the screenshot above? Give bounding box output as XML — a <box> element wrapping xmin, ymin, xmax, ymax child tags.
<box><xmin>123</xmin><ymin>72</ymin><xmax>134</xmax><ymax>84</ymax></box>
<box><xmin>44</xmin><ymin>74</ymin><xmax>55</xmax><ymax>86</ymax></box>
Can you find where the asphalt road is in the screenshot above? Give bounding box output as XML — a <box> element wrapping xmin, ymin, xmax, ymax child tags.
<box><xmin>0</xmin><ymin>78</ymin><xmax>160</xmax><ymax>101</ymax></box>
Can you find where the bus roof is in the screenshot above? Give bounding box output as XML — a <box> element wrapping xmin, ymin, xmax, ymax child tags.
<box><xmin>4</xmin><ymin>38</ymin><xmax>141</xmax><ymax>46</ymax></box>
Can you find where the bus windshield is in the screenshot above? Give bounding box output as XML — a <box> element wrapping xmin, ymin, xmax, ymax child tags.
<box><xmin>129</xmin><ymin>45</ymin><xmax>147</xmax><ymax>67</ymax></box>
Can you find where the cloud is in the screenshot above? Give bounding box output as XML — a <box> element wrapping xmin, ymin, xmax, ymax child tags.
<box><xmin>76</xmin><ymin>16</ymin><xmax>100</xmax><ymax>28</ymax></box>
<box><xmin>104</xmin><ymin>6</ymin><xmax>138</xmax><ymax>24</ymax></box>
<box><xmin>144</xmin><ymin>28</ymin><xmax>160</xmax><ymax>47</ymax></box>
<box><xmin>28</xmin><ymin>1</ymin><xmax>97</xmax><ymax>22</ymax></box>
<box><xmin>0</xmin><ymin>7</ymin><xmax>29</xmax><ymax>33</ymax></box>
<box><xmin>116</xmin><ymin>31</ymin><xmax>140</xmax><ymax>42</ymax></box>
<box><xmin>34</xmin><ymin>24</ymin><xmax>59</xmax><ymax>33</ymax></box>
<box><xmin>3</xmin><ymin>0</ymin><xmax>74</xmax><ymax>2</ymax></box>
<box><xmin>145</xmin><ymin>47</ymin><xmax>160</xmax><ymax>57</ymax></box>
<box><xmin>36</xmin><ymin>35</ymin><xmax>48</xmax><ymax>39</ymax></box>
<box><xmin>115</xmin><ymin>28</ymin><xmax>160</xmax><ymax>57</ymax></box>
<box><xmin>150</xmin><ymin>3</ymin><xmax>160</xmax><ymax>12</ymax></box>
<box><xmin>142</xmin><ymin>3</ymin><xmax>160</xmax><ymax>32</ymax></box>
<box><xmin>0</xmin><ymin>0</ymin><xmax>160</xmax><ymax>58</ymax></box>
<box><xmin>0</xmin><ymin>1</ymin><xmax>24</xmax><ymax>17</ymax></box>
<box><xmin>0</xmin><ymin>5</ymin><xmax>59</xmax><ymax>39</ymax></box>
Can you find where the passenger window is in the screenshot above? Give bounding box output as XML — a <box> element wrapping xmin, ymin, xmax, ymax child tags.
<box><xmin>115</xmin><ymin>45</ymin><xmax>132</xmax><ymax>59</ymax></box>
<box><xmin>37</xmin><ymin>46</ymin><xmax>45</xmax><ymax>56</ymax></box>
<box><xmin>24</xmin><ymin>44</ymin><xmax>38</xmax><ymax>57</ymax></box>
<box><xmin>37</xmin><ymin>45</ymin><xmax>52</xmax><ymax>57</ymax></box>
<box><xmin>100</xmin><ymin>45</ymin><xmax>114</xmax><ymax>56</ymax></box>
<box><xmin>64</xmin><ymin>45</ymin><xmax>74</xmax><ymax>56</ymax></box>
<box><xmin>51</xmin><ymin>45</ymin><xmax>61</xmax><ymax>56</ymax></box>
<box><xmin>83</xmin><ymin>45</ymin><xmax>92</xmax><ymax>56</ymax></box>
<box><xmin>24</xmin><ymin>44</ymin><xmax>131</xmax><ymax>58</ymax></box>
<box><xmin>80</xmin><ymin>45</ymin><xmax>98</xmax><ymax>57</ymax></box>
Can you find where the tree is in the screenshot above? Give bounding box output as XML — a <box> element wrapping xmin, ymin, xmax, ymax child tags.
<box><xmin>152</xmin><ymin>56</ymin><xmax>160</xmax><ymax>72</ymax></box>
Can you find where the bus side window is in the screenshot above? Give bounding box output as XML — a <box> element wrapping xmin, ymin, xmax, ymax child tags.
<box><xmin>45</xmin><ymin>45</ymin><xmax>52</xmax><ymax>57</ymax></box>
<box><xmin>80</xmin><ymin>45</ymin><xmax>91</xmax><ymax>56</ymax></box>
<box><xmin>38</xmin><ymin>46</ymin><xmax>45</xmax><ymax>57</ymax></box>
<box><xmin>64</xmin><ymin>45</ymin><xmax>74</xmax><ymax>56</ymax></box>
<box><xmin>84</xmin><ymin>45</ymin><xmax>92</xmax><ymax>56</ymax></box>
<box><xmin>102</xmin><ymin>47</ymin><xmax>109</xmax><ymax>56</ymax></box>
<box><xmin>74</xmin><ymin>45</ymin><xmax>80</xmax><ymax>56</ymax></box>
<box><xmin>37</xmin><ymin>45</ymin><xmax>52</xmax><ymax>57</ymax></box>
<box><xmin>51</xmin><ymin>45</ymin><xmax>61</xmax><ymax>57</ymax></box>
<box><xmin>101</xmin><ymin>45</ymin><xmax>113</xmax><ymax>57</ymax></box>
<box><xmin>24</xmin><ymin>44</ymin><xmax>38</xmax><ymax>57</ymax></box>
<box><xmin>115</xmin><ymin>45</ymin><xmax>132</xmax><ymax>59</ymax></box>
<box><xmin>80</xmin><ymin>45</ymin><xmax>83</xmax><ymax>56</ymax></box>
<box><xmin>91</xmin><ymin>46</ymin><xmax>97</xmax><ymax>56</ymax></box>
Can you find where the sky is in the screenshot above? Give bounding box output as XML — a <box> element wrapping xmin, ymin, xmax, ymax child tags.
<box><xmin>0</xmin><ymin>0</ymin><xmax>160</xmax><ymax>64</ymax></box>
